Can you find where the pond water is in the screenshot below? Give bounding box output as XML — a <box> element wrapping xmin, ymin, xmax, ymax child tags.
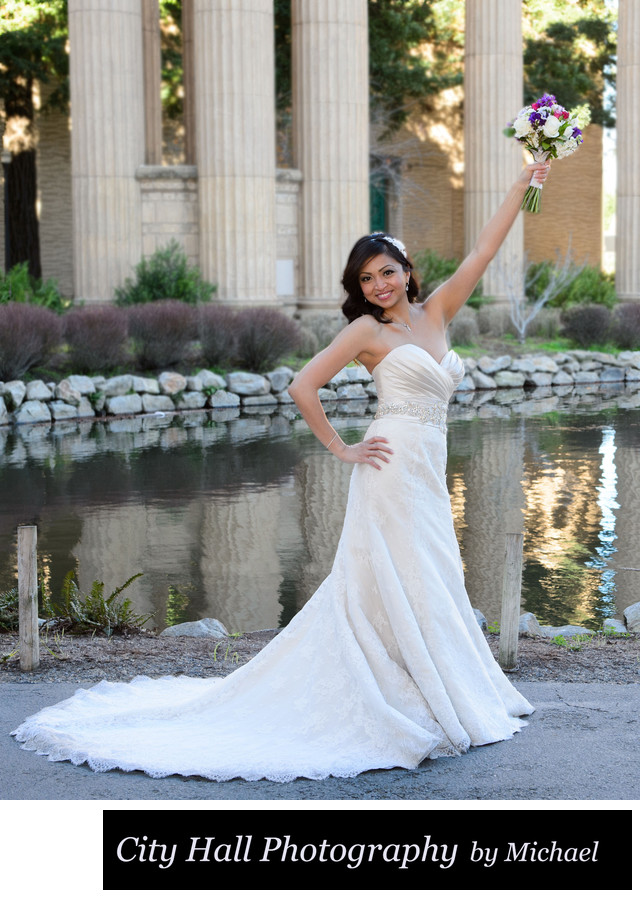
<box><xmin>2</xmin><ymin>383</ymin><xmax>639</xmax><ymax>633</ymax></box>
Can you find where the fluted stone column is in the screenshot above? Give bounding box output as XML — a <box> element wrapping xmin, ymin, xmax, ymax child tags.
<box><xmin>69</xmin><ymin>0</ymin><xmax>145</xmax><ymax>303</ymax></box>
<box><xmin>464</xmin><ymin>0</ymin><xmax>523</xmax><ymax>301</ymax></box>
<box><xmin>293</xmin><ymin>0</ymin><xmax>369</xmax><ymax>310</ymax></box>
<box><xmin>142</xmin><ymin>0</ymin><xmax>162</xmax><ymax>165</ymax></box>
<box><xmin>193</xmin><ymin>0</ymin><xmax>277</xmax><ymax>304</ymax></box>
<box><xmin>616</xmin><ymin>1</ymin><xmax>640</xmax><ymax>302</ymax></box>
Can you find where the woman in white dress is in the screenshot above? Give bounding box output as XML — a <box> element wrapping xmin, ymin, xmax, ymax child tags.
<box><xmin>12</xmin><ymin>162</ymin><xmax>549</xmax><ymax>782</ymax></box>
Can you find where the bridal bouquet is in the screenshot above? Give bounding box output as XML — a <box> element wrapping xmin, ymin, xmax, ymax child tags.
<box><xmin>504</xmin><ymin>94</ymin><xmax>590</xmax><ymax>213</ymax></box>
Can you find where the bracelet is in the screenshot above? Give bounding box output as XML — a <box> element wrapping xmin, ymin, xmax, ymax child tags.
<box><xmin>325</xmin><ymin>432</ymin><xmax>339</xmax><ymax>450</ymax></box>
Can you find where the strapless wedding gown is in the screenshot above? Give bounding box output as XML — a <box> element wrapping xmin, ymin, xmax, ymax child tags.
<box><xmin>12</xmin><ymin>345</ymin><xmax>533</xmax><ymax>782</ymax></box>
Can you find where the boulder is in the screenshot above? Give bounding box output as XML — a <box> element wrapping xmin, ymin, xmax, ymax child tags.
<box><xmin>225</xmin><ymin>371</ymin><xmax>270</xmax><ymax>396</ymax></box>
<box><xmin>175</xmin><ymin>391</ymin><xmax>207</xmax><ymax>410</ymax></box>
<box><xmin>318</xmin><ymin>387</ymin><xmax>338</xmax><ymax>401</ymax></box>
<box><xmin>103</xmin><ymin>374</ymin><xmax>134</xmax><ymax>397</ymax></box>
<box><xmin>519</xmin><ymin>612</ymin><xmax>543</xmax><ymax>637</ymax></box>
<box><xmin>623</xmin><ymin>602</ymin><xmax>640</xmax><ymax>632</ymax></box>
<box><xmin>195</xmin><ymin>369</ymin><xmax>227</xmax><ymax>390</ymax></box>
<box><xmin>551</xmin><ymin>370</ymin><xmax>574</xmax><ymax>386</ymax></box>
<box><xmin>158</xmin><ymin>371</ymin><xmax>188</xmax><ymax>395</ymax></box>
<box><xmin>0</xmin><ymin>397</ymin><xmax>8</xmax><ymax>425</ymax></box>
<box><xmin>600</xmin><ymin>366</ymin><xmax>625</xmax><ymax>383</ymax></box>
<box><xmin>208</xmin><ymin>389</ymin><xmax>241</xmax><ymax>408</ymax></box>
<box><xmin>336</xmin><ymin>383</ymin><xmax>367</xmax><ymax>400</ymax></box>
<box><xmin>13</xmin><ymin>400</ymin><xmax>51</xmax><ymax>424</ymax></box>
<box><xmin>55</xmin><ymin>380</ymin><xmax>82</xmax><ymax>406</ymax></box>
<box><xmin>473</xmin><ymin>608</ymin><xmax>488</xmax><ymax>631</ymax></box>
<box><xmin>477</xmin><ymin>354</ymin><xmax>512</xmax><ymax>375</ymax></box>
<box><xmin>527</xmin><ymin>371</ymin><xmax>553</xmax><ymax>388</ymax></box>
<box><xmin>132</xmin><ymin>376</ymin><xmax>160</xmax><ymax>394</ymax></box>
<box><xmin>266</xmin><ymin>366</ymin><xmax>295</xmax><ymax>393</ymax></box>
<box><xmin>601</xmin><ymin>618</ymin><xmax>628</xmax><ymax>636</ymax></box>
<box><xmin>26</xmin><ymin>380</ymin><xmax>54</xmax><ymax>402</ymax></box>
<box><xmin>530</xmin><ymin>356</ymin><xmax>559</xmax><ymax>374</ymax></box>
<box><xmin>141</xmin><ymin>393</ymin><xmax>174</xmax><ymax>413</ymax></box>
<box><xmin>471</xmin><ymin>370</ymin><xmax>497</xmax><ymax>390</ymax></box>
<box><xmin>66</xmin><ymin>374</ymin><xmax>96</xmax><ymax>395</ymax></box>
<box><xmin>159</xmin><ymin>618</ymin><xmax>229</xmax><ymax>638</ymax></box>
<box><xmin>493</xmin><ymin>370</ymin><xmax>526</xmax><ymax>388</ymax></box>
<box><xmin>2</xmin><ymin>381</ymin><xmax>26</xmax><ymax>410</ymax></box>
<box><xmin>327</xmin><ymin>368</ymin><xmax>350</xmax><ymax>388</ymax></box>
<box><xmin>106</xmin><ymin>394</ymin><xmax>143</xmax><ymax>415</ymax></box>
<box><xmin>539</xmin><ymin>624</ymin><xmax>595</xmax><ymax>638</ymax></box>
<box><xmin>49</xmin><ymin>401</ymin><xmax>80</xmax><ymax>420</ymax></box>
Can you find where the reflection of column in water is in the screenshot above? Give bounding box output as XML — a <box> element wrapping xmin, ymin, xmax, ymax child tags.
<box><xmin>609</xmin><ymin>443</ymin><xmax>640</xmax><ymax>619</ymax></box>
<box><xmin>584</xmin><ymin>428</ymin><xmax>619</xmax><ymax>618</ymax></box>
<box><xmin>455</xmin><ymin>420</ymin><xmax>525</xmax><ymax>623</ymax></box>
<box><xmin>199</xmin><ymin>486</ymin><xmax>284</xmax><ymax>633</ymax></box>
<box><xmin>73</xmin><ymin>502</ymin><xmax>204</xmax><ymax>624</ymax></box>
<box><xmin>295</xmin><ymin>452</ymin><xmax>353</xmax><ymax>609</ymax></box>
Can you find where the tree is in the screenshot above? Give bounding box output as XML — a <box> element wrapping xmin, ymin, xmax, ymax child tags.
<box><xmin>523</xmin><ymin>0</ymin><xmax>616</xmax><ymax>127</ymax></box>
<box><xmin>0</xmin><ymin>0</ymin><xmax>68</xmax><ymax>277</ymax></box>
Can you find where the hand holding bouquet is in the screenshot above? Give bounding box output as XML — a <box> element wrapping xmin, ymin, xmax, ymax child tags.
<box><xmin>504</xmin><ymin>94</ymin><xmax>590</xmax><ymax>213</ymax></box>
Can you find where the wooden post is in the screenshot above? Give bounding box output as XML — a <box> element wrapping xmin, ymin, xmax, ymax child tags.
<box><xmin>498</xmin><ymin>532</ymin><xmax>523</xmax><ymax>671</ymax></box>
<box><xmin>17</xmin><ymin>525</ymin><xmax>39</xmax><ymax>672</ymax></box>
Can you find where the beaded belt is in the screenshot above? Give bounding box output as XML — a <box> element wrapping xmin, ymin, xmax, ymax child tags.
<box><xmin>374</xmin><ymin>398</ymin><xmax>448</xmax><ymax>434</ymax></box>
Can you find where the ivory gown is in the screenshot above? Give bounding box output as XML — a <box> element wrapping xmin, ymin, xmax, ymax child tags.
<box><xmin>12</xmin><ymin>344</ymin><xmax>534</xmax><ymax>781</ymax></box>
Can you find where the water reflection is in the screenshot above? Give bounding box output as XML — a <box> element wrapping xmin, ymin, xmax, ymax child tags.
<box><xmin>2</xmin><ymin>392</ymin><xmax>639</xmax><ymax>631</ymax></box>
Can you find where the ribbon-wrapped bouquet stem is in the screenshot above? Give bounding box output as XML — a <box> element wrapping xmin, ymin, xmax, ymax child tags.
<box><xmin>504</xmin><ymin>94</ymin><xmax>590</xmax><ymax>213</ymax></box>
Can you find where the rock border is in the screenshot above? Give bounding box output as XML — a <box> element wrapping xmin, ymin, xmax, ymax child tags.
<box><xmin>2</xmin><ymin>349</ymin><xmax>640</xmax><ymax>428</ymax></box>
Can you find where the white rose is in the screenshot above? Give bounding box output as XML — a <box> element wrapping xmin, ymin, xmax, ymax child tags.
<box><xmin>514</xmin><ymin>116</ymin><xmax>532</xmax><ymax>138</ymax></box>
<box><xmin>562</xmin><ymin>125</ymin><xmax>574</xmax><ymax>139</ymax></box>
<box><xmin>542</xmin><ymin>116</ymin><xmax>561</xmax><ymax>138</ymax></box>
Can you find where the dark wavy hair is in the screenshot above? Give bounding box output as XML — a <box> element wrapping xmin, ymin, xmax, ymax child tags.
<box><xmin>341</xmin><ymin>232</ymin><xmax>420</xmax><ymax>324</ymax></box>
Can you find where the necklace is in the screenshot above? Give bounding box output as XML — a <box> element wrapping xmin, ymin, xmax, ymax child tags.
<box><xmin>390</xmin><ymin>318</ymin><xmax>411</xmax><ymax>332</ymax></box>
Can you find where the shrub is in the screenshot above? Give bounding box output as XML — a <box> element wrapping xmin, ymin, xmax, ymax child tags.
<box><xmin>447</xmin><ymin>307</ymin><xmax>479</xmax><ymax>347</ymax></box>
<box><xmin>198</xmin><ymin>305</ymin><xmax>239</xmax><ymax>369</ymax></box>
<box><xmin>560</xmin><ymin>304</ymin><xmax>613</xmax><ymax>348</ymax></box>
<box><xmin>527</xmin><ymin>262</ymin><xmax>617</xmax><ymax>309</ymax></box>
<box><xmin>233</xmin><ymin>308</ymin><xmax>303</xmax><ymax>373</ymax></box>
<box><xmin>609</xmin><ymin>303</ymin><xmax>640</xmax><ymax>350</ymax></box>
<box><xmin>0</xmin><ymin>262</ymin><xmax>69</xmax><ymax>313</ymax></box>
<box><xmin>414</xmin><ymin>249</ymin><xmax>484</xmax><ymax>307</ymax></box>
<box><xmin>114</xmin><ymin>240</ymin><xmax>216</xmax><ymax>306</ymax></box>
<box><xmin>129</xmin><ymin>300</ymin><xmax>198</xmax><ymax>370</ymax></box>
<box><xmin>0</xmin><ymin>588</ymin><xmax>19</xmax><ymax>632</ymax></box>
<box><xmin>0</xmin><ymin>302</ymin><xmax>64</xmax><ymax>380</ymax></box>
<box><xmin>300</xmin><ymin>313</ymin><xmax>344</xmax><ymax>350</ymax></box>
<box><xmin>64</xmin><ymin>305</ymin><xmax>129</xmax><ymax>373</ymax></box>
<box><xmin>44</xmin><ymin>571</ymin><xmax>151</xmax><ymax>636</ymax></box>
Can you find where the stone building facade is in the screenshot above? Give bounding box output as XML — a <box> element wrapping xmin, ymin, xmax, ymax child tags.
<box><xmin>0</xmin><ymin>0</ymin><xmax>636</xmax><ymax>307</ymax></box>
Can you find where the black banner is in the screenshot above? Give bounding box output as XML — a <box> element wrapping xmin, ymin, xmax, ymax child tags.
<box><xmin>103</xmin><ymin>808</ymin><xmax>632</xmax><ymax>890</ymax></box>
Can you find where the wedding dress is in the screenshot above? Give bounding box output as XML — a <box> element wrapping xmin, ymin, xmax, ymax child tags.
<box><xmin>12</xmin><ymin>344</ymin><xmax>534</xmax><ymax>782</ymax></box>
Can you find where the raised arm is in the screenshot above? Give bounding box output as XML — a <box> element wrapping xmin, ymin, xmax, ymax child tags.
<box><xmin>288</xmin><ymin>316</ymin><xmax>393</xmax><ymax>469</ymax></box>
<box><xmin>428</xmin><ymin>161</ymin><xmax>550</xmax><ymax>325</ymax></box>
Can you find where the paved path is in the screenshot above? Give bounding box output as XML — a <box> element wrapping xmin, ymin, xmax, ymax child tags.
<box><xmin>1</xmin><ymin>680</ymin><xmax>638</xmax><ymax>800</ymax></box>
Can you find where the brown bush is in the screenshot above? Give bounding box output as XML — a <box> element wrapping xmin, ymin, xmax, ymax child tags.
<box><xmin>560</xmin><ymin>304</ymin><xmax>613</xmax><ymax>348</ymax></box>
<box><xmin>0</xmin><ymin>303</ymin><xmax>64</xmax><ymax>380</ymax></box>
<box><xmin>609</xmin><ymin>303</ymin><xmax>640</xmax><ymax>350</ymax></box>
<box><xmin>233</xmin><ymin>308</ymin><xmax>303</xmax><ymax>373</ymax></box>
<box><xmin>64</xmin><ymin>305</ymin><xmax>129</xmax><ymax>373</ymax></box>
<box><xmin>198</xmin><ymin>305</ymin><xmax>239</xmax><ymax>369</ymax></box>
<box><xmin>128</xmin><ymin>300</ymin><xmax>197</xmax><ymax>370</ymax></box>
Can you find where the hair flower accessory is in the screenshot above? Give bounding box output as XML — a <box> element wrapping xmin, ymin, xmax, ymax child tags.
<box><xmin>371</xmin><ymin>232</ymin><xmax>408</xmax><ymax>259</ymax></box>
<box><xmin>504</xmin><ymin>95</ymin><xmax>590</xmax><ymax>213</ymax></box>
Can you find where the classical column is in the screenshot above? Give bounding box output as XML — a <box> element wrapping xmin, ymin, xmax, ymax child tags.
<box><xmin>142</xmin><ymin>0</ymin><xmax>162</xmax><ymax>165</ymax></box>
<box><xmin>616</xmin><ymin>1</ymin><xmax>640</xmax><ymax>302</ymax></box>
<box><xmin>464</xmin><ymin>0</ymin><xmax>523</xmax><ymax>301</ymax></box>
<box><xmin>68</xmin><ymin>0</ymin><xmax>145</xmax><ymax>303</ymax></box>
<box><xmin>193</xmin><ymin>0</ymin><xmax>277</xmax><ymax>304</ymax></box>
<box><xmin>292</xmin><ymin>0</ymin><xmax>369</xmax><ymax>311</ymax></box>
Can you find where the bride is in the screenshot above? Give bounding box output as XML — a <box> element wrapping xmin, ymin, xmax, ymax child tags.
<box><xmin>12</xmin><ymin>162</ymin><xmax>548</xmax><ymax>782</ymax></box>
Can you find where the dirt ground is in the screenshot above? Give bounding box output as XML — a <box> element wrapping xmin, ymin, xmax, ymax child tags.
<box><xmin>0</xmin><ymin>627</ymin><xmax>638</xmax><ymax>685</ymax></box>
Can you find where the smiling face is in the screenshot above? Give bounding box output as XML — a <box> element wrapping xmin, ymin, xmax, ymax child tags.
<box><xmin>358</xmin><ymin>253</ymin><xmax>410</xmax><ymax>313</ymax></box>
